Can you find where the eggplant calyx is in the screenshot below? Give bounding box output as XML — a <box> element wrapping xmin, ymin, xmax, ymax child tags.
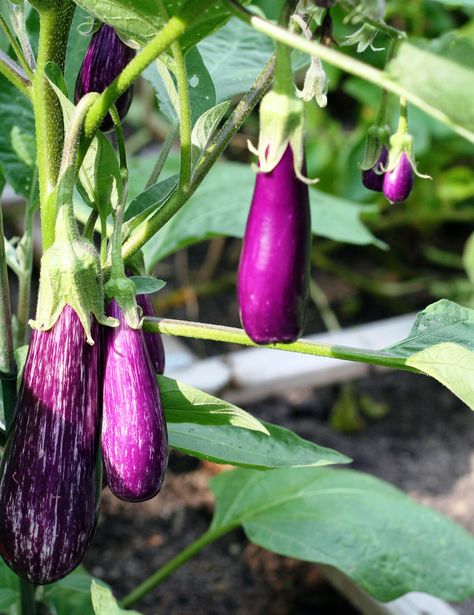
<box><xmin>105</xmin><ymin>276</ymin><xmax>142</xmax><ymax>330</ymax></box>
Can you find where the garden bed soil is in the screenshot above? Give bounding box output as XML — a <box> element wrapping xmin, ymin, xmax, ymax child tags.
<box><xmin>85</xmin><ymin>370</ymin><xmax>474</xmax><ymax>614</ymax></box>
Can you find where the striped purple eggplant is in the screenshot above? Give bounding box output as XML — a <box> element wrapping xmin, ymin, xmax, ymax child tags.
<box><xmin>75</xmin><ymin>24</ymin><xmax>135</xmax><ymax>131</ymax></box>
<box><xmin>237</xmin><ymin>145</ymin><xmax>311</xmax><ymax>344</ymax></box>
<box><xmin>362</xmin><ymin>145</ymin><xmax>388</xmax><ymax>192</ymax></box>
<box><xmin>136</xmin><ymin>294</ymin><xmax>165</xmax><ymax>374</ymax></box>
<box><xmin>0</xmin><ymin>306</ymin><xmax>101</xmax><ymax>584</ymax></box>
<box><xmin>383</xmin><ymin>151</ymin><xmax>414</xmax><ymax>203</ymax></box>
<box><xmin>102</xmin><ymin>300</ymin><xmax>168</xmax><ymax>502</ymax></box>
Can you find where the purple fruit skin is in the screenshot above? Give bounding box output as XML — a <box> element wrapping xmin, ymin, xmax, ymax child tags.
<box><xmin>362</xmin><ymin>146</ymin><xmax>388</xmax><ymax>192</ymax></box>
<box><xmin>136</xmin><ymin>294</ymin><xmax>165</xmax><ymax>374</ymax></box>
<box><xmin>0</xmin><ymin>306</ymin><xmax>101</xmax><ymax>585</ymax></box>
<box><xmin>237</xmin><ymin>145</ymin><xmax>311</xmax><ymax>344</ymax></box>
<box><xmin>102</xmin><ymin>300</ymin><xmax>168</xmax><ymax>502</ymax></box>
<box><xmin>75</xmin><ymin>25</ymin><xmax>135</xmax><ymax>131</ymax></box>
<box><xmin>383</xmin><ymin>151</ymin><xmax>414</xmax><ymax>203</ymax></box>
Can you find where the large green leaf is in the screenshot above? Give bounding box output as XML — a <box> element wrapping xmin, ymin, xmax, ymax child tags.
<box><xmin>0</xmin><ymin>75</ymin><xmax>35</xmax><ymax>198</ymax></box>
<box><xmin>210</xmin><ymin>467</ymin><xmax>474</xmax><ymax>602</ymax></box>
<box><xmin>387</xmin><ymin>33</ymin><xmax>474</xmax><ymax>140</ymax></box>
<box><xmin>160</xmin><ymin>375</ymin><xmax>350</xmax><ymax>469</ymax></box>
<box><xmin>72</xmin><ymin>0</ymin><xmax>247</xmax><ymax>52</ymax></box>
<box><xmin>142</xmin><ymin>160</ymin><xmax>383</xmax><ymax>266</ymax></box>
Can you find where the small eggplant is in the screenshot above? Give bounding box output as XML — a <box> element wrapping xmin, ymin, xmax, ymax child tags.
<box><xmin>136</xmin><ymin>294</ymin><xmax>165</xmax><ymax>374</ymax></box>
<box><xmin>383</xmin><ymin>151</ymin><xmax>414</xmax><ymax>203</ymax></box>
<box><xmin>362</xmin><ymin>146</ymin><xmax>388</xmax><ymax>192</ymax></box>
<box><xmin>237</xmin><ymin>145</ymin><xmax>311</xmax><ymax>344</ymax></box>
<box><xmin>0</xmin><ymin>306</ymin><xmax>101</xmax><ymax>585</ymax></box>
<box><xmin>75</xmin><ymin>24</ymin><xmax>135</xmax><ymax>131</ymax></box>
<box><xmin>102</xmin><ymin>300</ymin><xmax>168</xmax><ymax>502</ymax></box>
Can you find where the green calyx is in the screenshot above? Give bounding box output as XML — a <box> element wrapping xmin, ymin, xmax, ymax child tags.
<box><xmin>250</xmin><ymin>90</ymin><xmax>317</xmax><ymax>184</ymax></box>
<box><xmin>30</xmin><ymin>206</ymin><xmax>118</xmax><ymax>345</ymax></box>
<box><xmin>384</xmin><ymin>130</ymin><xmax>431</xmax><ymax>179</ymax></box>
<box><xmin>361</xmin><ymin>123</ymin><xmax>390</xmax><ymax>171</ymax></box>
<box><xmin>104</xmin><ymin>276</ymin><xmax>142</xmax><ymax>329</ymax></box>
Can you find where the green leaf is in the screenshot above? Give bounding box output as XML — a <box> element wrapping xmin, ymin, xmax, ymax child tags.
<box><xmin>387</xmin><ymin>33</ymin><xmax>474</xmax><ymax>140</ymax></box>
<box><xmin>124</xmin><ymin>174</ymin><xmax>178</xmax><ymax>222</ymax></box>
<box><xmin>0</xmin><ymin>588</ymin><xmax>19</xmax><ymax>609</ymax></box>
<box><xmin>191</xmin><ymin>100</ymin><xmax>230</xmax><ymax>166</ymax></box>
<box><xmin>210</xmin><ymin>466</ymin><xmax>474</xmax><ymax>602</ymax></box>
<box><xmin>130</xmin><ymin>276</ymin><xmax>166</xmax><ymax>295</ymax></box>
<box><xmin>0</xmin><ymin>75</ymin><xmax>36</xmax><ymax>198</ymax></box>
<box><xmin>160</xmin><ymin>376</ymin><xmax>350</xmax><ymax>469</ymax></box>
<box><xmin>91</xmin><ymin>581</ymin><xmax>142</xmax><ymax>615</ymax></box>
<box><xmin>73</xmin><ymin>0</ymin><xmax>247</xmax><ymax>53</ymax></box>
<box><xmin>143</xmin><ymin>161</ymin><xmax>384</xmax><ymax>266</ymax></box>
<box><xmin>43</xmin><ymin>568</ymin><xmax>103</xmax><ymax>615</ymax></box>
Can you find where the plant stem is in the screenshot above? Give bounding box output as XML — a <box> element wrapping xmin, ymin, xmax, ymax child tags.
<box><xmin>0</xmin><ymin>198</ymin><xmax>17</xmax><ymax>429</ymax></box>
<box><xmin>83</xmin><ymin>209</ymin><xmax>99</xmax><ymax>240</ymax></box>
<box><xmin>9</xmin><ymin>2</ymin><xmax>37</xmax><ymax>71</ymax></box>
<box><xmin>333</xmin><ymin>0</ymin><xmax>405</xmax><ymax>40</ymax></box>
<box><xmin>15</xmin><ymin>208</ymin><xmax>35</xmax><ymax>349</ymax></box>
<box><xmin>142</xmin><ymin>317</ymin><xmax>419</xmax><ymax>373</ymax></box>
<box><xmin>118</xmin><ymin>55</ymin><xmax>276</xmax><ymax>266</ymax></box>
<box><xmin>84</xmin><ymin>0</ymin><xmax>215</xmax><ymax>138</ymax></box>
<box><xmin>109</xmin><ymin>106</ymin><xmax>129</xmax><ymax>280</ymax></box>
<box><xmin>226</xmin><ymin>1</ymin><xmax>474</xmax><ymax>143</ymax></box>
<box><xmin>33</xmin><ymin>0</ymin><xmax>75</xmax><ymax>251</ymax></box>
<box><xmin>0</xmin><ymin>49</ymin><xmax>31</xmax><ymax>97</ymax></box>
<box><xmin>0</xmin><ymin>14</ymin><xmax>33</xmax><ymax>79</ymax></box>
<box><xmin>120</xmin><ymin>526</ymin><xmax>232</xmax><ymax>609</ymax></box>
<box><xmin>19</xmin><ymin>578</ymin><xmax>36</xmax><ymax>615</ymax></box>
<box><xmin>397</xmin><ymin>96</ymin><xmax>408</xmax><ymax>134</ymax></box>
<box><xmin>145</xmin><ymin>123</ymin><xmax>179</xmax><ymax>189</ymax></box>
<box><xmin>274</xmin><ymin>2</ymin><xmax>294</xmax><ymax>96</ymax></box>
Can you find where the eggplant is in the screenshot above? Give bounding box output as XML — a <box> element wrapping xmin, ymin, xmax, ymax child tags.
<box><xmin>102</xmin><ymin>300</ymin><xmax>168</xmax><ymax>502</ymax></box>
<box><xmin>75</xmin><ymin>24</ymin><xmax>135</xmax><ymax>131</ymax></box>
<box><xmin>237</xmin><ymin>145</ymin><xmax>311</xmax><ymax>344</ymax></box>
<box><xmin>362</xmin><ymin>145</ymin><xmax>388</xmax><ymax>192</ymax></box>
<box><xmin>383</xmin><ymin>151</ymin><xmax>414</xmax><ymax>203</ymax></box>
<box><xmin>0</xmin><ymin>306</ymin><xmax>101</xmax><ymax>585</ymax></box>
<box><xmin>136</xmin><ymin>293</ymin><xmax>165</xmax><ymax>375</ymax></box>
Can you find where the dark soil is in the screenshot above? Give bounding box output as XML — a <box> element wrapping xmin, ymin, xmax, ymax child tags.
<box><xmin>84</xmin><ymin>370</ymin><xmax>474</xmax><ymax>614</ymax></box>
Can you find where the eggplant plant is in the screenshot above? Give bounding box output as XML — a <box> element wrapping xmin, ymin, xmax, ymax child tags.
<box><xmin>0</xmin><ymin>0</ymin><xmax>473</xmax><ymax>613</ymax></box>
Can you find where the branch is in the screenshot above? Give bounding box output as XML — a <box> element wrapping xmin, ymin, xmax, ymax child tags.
<box><xmin>0</xmin><ymin>49</ymin><xmax>31</xmax><ymax>98</ymax></box>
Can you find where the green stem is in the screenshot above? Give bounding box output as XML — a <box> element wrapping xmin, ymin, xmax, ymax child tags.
<box><xmin>0</xmin><ymin>49</ymin><xmax>31</xmax><ymax>96</ymax></box>
<box><xmin>118</xmin><ymin>55</ymin><xmax>276</xmax><ymax>266</ymax></box>
<box><xmin>84</xmin><ymin>0</ymin><xmax>215</xmax><ymax>138</ymax></box>
<box><xmin>120</xmin><ymin>526</ymin><xmax>232</xmax><ymax>609</ymax></box>
<box><xmin>142</xmin><ymin>317</ymin><xmax>418</xmax><ymax>373</ymax></box>
<box><xmin>0</xmin><ymin>197</ymin><xmax>17</xmax><ymax>429</ymax></box>
<box><xmin>83</xmin><ymin>209</ymin><xmax>99</xmax><ymax>240</ymax></box>
<box><xmin>337</xmin><ymin>0</ymin><xmax>405</xmax><ymax>40</ymax></box>
<box><xmin>226</xmin><ymin>1</ymin><xmax>474</xmax><ymax>143</ymax></box>
<box><xmin>0</xmin><ymin>14</ymin><xmax>33</xmax><ymax>78</ymax></box>
<box><xmin>109</xmin><ymin>107</ymin><xmax>129</xmax><ymax>280</ymax></box>
<box><xmin>274</xmin><ymin>2</ymin><xmax>294</xmax><ymax>95</ymax></box>
<box><xmin>15</xmin><ymin>206</ymin><xmax>35</xmax><ymax>348</ymax></box>
<box><xmin>19</xmin><ymin>578</ymin><xmax>36</xmax><ymax>615</ymax></box>
<box><xmin>145</xmin><ymin>123</ymin><xmax>179</xmax><ymax>189</ymax></box>
<box><xmin>33</xmin><ymin>0</ymin><xmax>75</xmax><ymax>251</ymax></box>
<box><xmin>9</xmin><ymin>3</ymin><xmax>37</xmax><ymax>71</ymax></box>
<box><xmin>397</xmin><ymin>96</ymin><xmax>408</xmax><ymax>134</ymax></box>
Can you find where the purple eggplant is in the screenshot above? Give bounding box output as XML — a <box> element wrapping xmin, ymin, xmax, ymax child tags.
<box><xmin>0</xmin><ymin>306</ymin><xmax>101</xmax><ymax>585</ymax></box>
<box><xmin>383</xmin><ymin>151</ymin><xmax>414</xmax><ymax>203</ymax></box>
<box><xmin>102</xmin><ymin>300</ymin><xmax>168</xmax><ymax>502</ymax></box>
<box><xmin>136</xmin><ymin>294</ymin><xmax>165</xmax><ymax>374</ymax></box>
<box><xmin>237</xmin><ymin>145</ymin><xmax>311</xmax><ymax>344</ymax></box>
<box><xmin>362</xmin><ymin>145</ymin><xmax>388</xmax><ymax>192</ymax></box>
<box><xmin>75</xmin><ymin>24</ymin><xmax>135</xmax><ymax>131</ymax></box>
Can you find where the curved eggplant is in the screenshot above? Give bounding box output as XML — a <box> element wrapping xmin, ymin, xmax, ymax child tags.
<box><xmin>237</xmin><ymin>145</ymin><xmax>311</xmax><ymax>344</ymax></box>
<box><xmin>102</xmin><ymin>300</ymin><xmax>168</xmax><ymax>502</ymax></box>
<box><xmin>136</xmin><ymin>293</ymin><xmax>165</xmax><ymax>374</ymax></box>
<box><xmin>0</xmin><ymin>306</ymin><xmax>101</xmax><ymax>585</ymax></box>
<box><xmin>75</xmin><ymin>24</ymin><xmax>135</xmax><ymax>131</ymax></box>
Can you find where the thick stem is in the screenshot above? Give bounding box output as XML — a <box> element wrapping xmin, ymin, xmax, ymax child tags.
<box><xmin>397</xmin><ymin>96</ymin><xmax>408</xmax><ymax>134</ymax></box>
<box><xmin>118</xmin><ymin>55</ymin><xmax>276</xmax><ymax>265</ymax></box>
<box><xmin>274</xmin><ymin>2</ymin><xmax>294</xmax><ymax>95</ymax></box>
<box><xmin>33</xmin><ymin>1</ymin><xmax>75</xmax><ymax>251</ymax></box>
<box><xmin>120</xmin><ymin>527</ymin><xmax>232</xmax><ymax>609</ymax></box>
<box><xmin>0</xmin><ymin>49</ymin><xmax>31</xmax><ymax>96</ymax></box>
<box><xmin>142</xmin><ymin>317</ymin><xmax>419</xmax><ymax>373</ymax></box>
<box><xmin>84</xmin><ymin>0</ymin><xmax>215</xmax><ymax>138</ymax></box>
<box><xmin>19</xmin><ymin>578</ymin><xmax>36</xmax><ymax>615</ymax></box>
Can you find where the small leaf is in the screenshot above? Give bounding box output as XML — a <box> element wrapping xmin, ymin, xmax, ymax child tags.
<box><xmin>191</xmin><ymin>100</ymin><xmax>230</xmax><ymax>166</ymax></box>
<box><xmin>91</xmin><ymin>581</ymin><xmax>142</xmax><ymax>615</ymax></box>
<box><xmin>124</xmin><ymin>174</ymin><xmax>178</xmax><ymax>222</ymax></box>
<box><xmin>130</xmin><ymin>276</ymin><xmax>166</xmax><ymax>295</ymax></box>
<box><xmin>210</xmin><ymin>467</ymin><xmax>474</xmax><ymax>602</ymax></box>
